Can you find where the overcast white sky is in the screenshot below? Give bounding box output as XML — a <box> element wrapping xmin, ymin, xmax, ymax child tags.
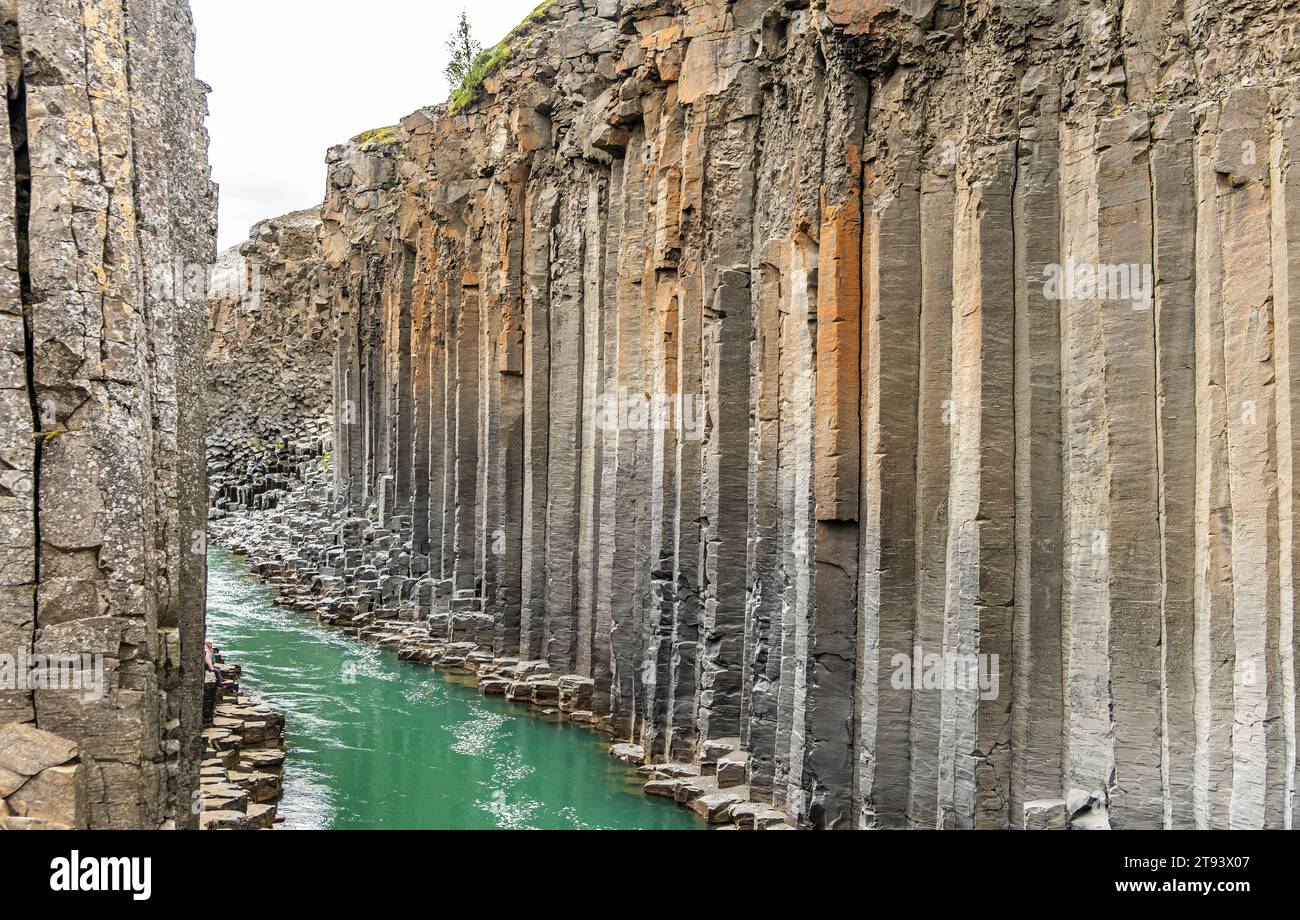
<box><xmin>193</xmin><ymin>0</ymin><xmax>542</xmax><ymax>250</ymax></box>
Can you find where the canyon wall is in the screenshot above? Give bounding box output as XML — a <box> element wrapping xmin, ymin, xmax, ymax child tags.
<box><xmin>299</xmin><ymin>0</ymin><xmax>1300</xmax><ymax>829</ymax></box>
<box><xmin>0</xmin><ymin>0</ymin><xmax>214</xmax><ymax>828</ymax></box>
<box><xmin>207</xmin><ymin>208</ymin><xmax>331</xmax><ymax>516</ymax></box>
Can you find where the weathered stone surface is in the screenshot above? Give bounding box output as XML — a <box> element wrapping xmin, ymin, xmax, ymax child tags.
<box><xmin>207</xmin><ymin>208</ymin><xmax>331</xmax><ymax>517</ymax></box>
<box><xmin>0</xmin><ymin>0</ymin><xmax>214</xmax><ymax>829</ymax></box>
<box><xmin>0</xmin><ymin>722</ymin><xmax>76</xmax><ymax>777</ymax></box>
<box><xmin>197</xmin><ymin>652</ymin><xmax>286</xmax><ymax>830</ymax></box>
<box><xmin>5</xmin><ymin>763</ymin><xmax>84</xmax><ymax>828</ymax></box>
<box><xmin>206</xmin><ymin>0</ymin><xmax>1300</xmax><ymax>830</ymax></box>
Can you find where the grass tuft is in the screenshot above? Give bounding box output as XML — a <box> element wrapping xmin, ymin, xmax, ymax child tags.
<box><xmin>448</xmin><ymin>0</ymin><xmax>556</xmax><ymax>116</ymax></box>
<box><xmin>352</xmin><ymin>126</ymin><xmax>399</xmax><ymax>148</ymax></box>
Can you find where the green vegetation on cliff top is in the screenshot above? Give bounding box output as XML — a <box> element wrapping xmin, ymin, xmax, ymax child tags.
<box><xmin>352</xmin><ymin>126</ymin><xmax>399</xmax><ymax>148</ymax></box>
<box><xmin>449</xmin><ymin>0</ymin><xmax>555</xmax><ymax>116</ymax></box>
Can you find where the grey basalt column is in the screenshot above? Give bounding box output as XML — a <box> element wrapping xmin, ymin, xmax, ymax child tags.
<box><xmin>1191</xmin><ymin>111</ymin><xmax>1235</xmax><ymax>830</ymax></box>
<box><xmin>801</xmin><ymin>72</ymin><xmax>865</xmax><ymax>830</ymax></box>
<box><xmin>0</xmin><ymin>10</ymin><xmax>36</xmax><ymax>730</ymax></box>
<box><xmin>592</xmin><ymin>155</ymin><xmax>625</xmax><ymax>719</ymax></box>
<box><xmin>392</xmin><ymin>248</ymin><xmax>416</xmax><ymax>518</ymax></box>
<box><xmin>1008</xmin><ymin>87</ymin><xmax>1064</xmax><ymax>826</ymax></box>
<box><xmin>1096</xmin><ymin>113</ymin><xmax>1164</xmax><ymax>829</ymax></box>
<box><xmin>937</xmin><ymin>146</ymin><xmax>1016</xmax><ymax>830</ymax></box>
<box><xmin>606</xmin><ymin>128</ymin><xmax>652</xmax><ymax>737</ymax></box>
<box><xmin>493</xmin><ymin>180</ymin><xmax>527</xmax><ymax>657</ymax></box>
<box><xmin>1214</xmin><ymin>89</ymin><xmax>1288</xmax><ymax>830</ymax></box>
<box><xmin>640</xmin><ymin>97</ymin><xmax>687</xmax><ymax>759</ymax></box>
<box><xmin>1</xmin><ymin>0</ymin><xmax>213</xmax><ymax>829</ymax></box>
<box><xmin>520</xmin><ymin>180</ymin><xmax>555</xmax><ymax>662</ymax></box>
<box><xmin>1060</xmin><ymin>116</ymin><xmax>1112</xmax><ymax>818</ymax></box>
<box><xmin>858</xmin><ymin>165</ymin><xmax>921</xmax><ymax>829</ymax></box>
<box><xmin>369</xmin><ymin>265</ymin><xmax>391</xmax><ymax>515</ymax></box>
<box><xmin>776</xmin><ymin>233</ymin><xmax>817</xmax><ymax>816</ymax></box>
<box><xmin>575</xmin><ymin>172</ymin><xmax>609</xmax><ymax>680</ymax></box>
<box><xmin>538</xmin><ymin>181</ymin><xmax>585</xmax><ymax>670</ymax></box>
<box><xmin>1270</xmin><ymin>110</ymin><xmax>1300</xmax><ymax>833</ymax></box>
<box><xmin>745</xmin><ymin>249</ymin><xmax>786</xmax><ymax>799</ymax></box>
<box><xmin>452</xmin><ymin>278</ymin><xmax>481</xmax><ymax>593</ymax></box>
<box><xmin>667</xmin><ymin>118</ymin><xmax>703</xmax><ymax>760</ymax></box>
<box><xmin>906</xmin><ymin>163</ymin><xmax>954</xmax><ymax>828</ymax></box>
<box><xmin>543</xmin><ymin>182</ymin><xmax>586</xmax><ymax>674</ymax></box>
<box><xmin>476</xmin><ymin>197</ymin><xmax>505</xmax><ymax>623</ymax></box>
<box><xmin>361</xmin><ymin>274</ymin><xmax>383</xmax><ymax>507</ymax></box>
<box><xmin>411</xmin><ymin>244</ymin><xmax>433</xmax><ymax>558</ymax></box>
<box><xmin>695</xmin><ymin>93</ymin><xmax>759</xmax><ymax>750</ymax></box>
<box><xmin>435</xmin><ymin>267</ymin><xmax>456</xmax><ymax>583</ymax></box>
<box><xmin>1150</xmin><ymin>106</ymin><xmax>1198</xmax><ymax>830</ymax></box>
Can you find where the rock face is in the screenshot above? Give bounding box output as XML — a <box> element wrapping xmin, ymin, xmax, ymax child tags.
<box><xmin>0</xmin><ymin>1</ymin><xmax>215</xmax><ymax>828</ymax></box>
<box><xmin>286</xmin><ymin>0</ymin><xmax>1300</xmax><ymax>830</ymax></box>
<box><xmin>198</xmin><ymin>656</ymin><xmax>287</xmax><ymax>830</ymax></box>
<box><xmin>207</xmin><ymin>208</ymin><xmax>331</xmax><ymax>516</ymax></box>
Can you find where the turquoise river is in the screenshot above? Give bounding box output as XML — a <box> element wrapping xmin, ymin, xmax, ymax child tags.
<box><xmin>206</xmin><ymin>547</ymin><xmax>703</xmax><ymax>830</ymax></box>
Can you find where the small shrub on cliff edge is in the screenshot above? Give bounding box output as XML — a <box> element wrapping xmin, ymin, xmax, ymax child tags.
<box><xmin>447</xmin><ymin>0</ymin><xmax>556</xmax><ymax>116</ymax></box>
<box><xmin>444</xmin><ymin>11</ymin><xmax>482</xmax><ymax>91</ymax></box>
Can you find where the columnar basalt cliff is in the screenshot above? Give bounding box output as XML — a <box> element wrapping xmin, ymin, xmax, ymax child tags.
<box><xmin>207</xmin><ymin>208</ymin><xmax>331</xmax><ymax>516</ymax></box>
<box><xmin>0</xmin><ymin>0</ymin><xmax>214</xmax><ymax>828</ymax></box>
<box><xmin>220</xmin><ymin>0</ymin><xmax>1300</xmax><ymax>830</ymax></box>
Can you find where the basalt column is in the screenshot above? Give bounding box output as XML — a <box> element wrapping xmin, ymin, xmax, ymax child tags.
<box><xmin>301</xmin><ymin>0</ymin><xmax>1300</xmax><ymax>829</ymax></box>
<box><xmin>0</xmin><ymin>0</ymin><xmax>215</xmax><ymax>829</ymax></box>
<box><xmin>207</xmin><ymin>208</ymin><xmax>331</xmax><ymax>515</ymax></box>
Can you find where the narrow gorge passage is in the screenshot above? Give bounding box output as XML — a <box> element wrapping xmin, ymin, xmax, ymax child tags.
<box><xmin>3</xmin><ymin>0</ymin><xmax>1299</xmax><ymax>848</ymax></box>
<box><xmin>207</xmin><ymin>548</ymin><xmax>700</xmax><ymax>830</ymax></box>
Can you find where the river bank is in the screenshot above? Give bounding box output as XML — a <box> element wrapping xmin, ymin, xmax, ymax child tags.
<box><xmin>198</xmin><ymin>657</ymin><xmax>287</xmax><ymax>829</ymax></box>
<box><xmin>205</xmin><ymin>544</ymin><xmax>703</xmax><ymax>829</ymax></box>
<box><xmin>207</xmin><ymin>472</ymin><xmax>793</xmax><ymax>830</ymax></box>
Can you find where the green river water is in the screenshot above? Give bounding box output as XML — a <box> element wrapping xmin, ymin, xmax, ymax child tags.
<box><xmin>206</xmin><ymin>548</ymin><xmax>702</xmax><ymax>830</ymax></box>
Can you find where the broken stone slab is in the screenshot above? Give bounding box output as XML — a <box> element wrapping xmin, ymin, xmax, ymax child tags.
<box><xmin>4</xmin><ymin>765</ymin><xmax>85</xmax><ymax>828</ymax></box>
<box><xmin>0</xmin><ymin>815</ymin><xmax>73</xmax><ymax>830</ymax></box>
<box><xmin>557</xmin><ymin>675</ymin><xmax>595</xmax><ymax>712</ymax></box>
<box><xmin>241</xmin><ymin>749</ymin><xmax>286</xmax><ymax>771</ymax></box>
<box><xmin>398</xmin><ymin>645</ymin><xmax>439</xmax><ymax>664</ymax></box>
<box><xmin>229</xmin><ymin>770</ymin><xmax>282</xmax><ymax>804</ymax></box>
<box><xmin>0</xmin><ymin>723</ymin><xmax>78</xmax><ymax>777</ymax></box>
<box><xmin>644</xmin><ymin>778</ymin><xmax>683</xmax><ymax>798</ymax></box>
<box><xmin>700</xmin><ymin>737</ymin><xmax>738</xmax><ymax>764</ymax></box>
<box><xmin>202</xmin><ymin>785</ymin><xmax>249</xmax><ymax>813</ymax></box>
<box><xmin>692</xmin><ymin>788</ymin><xmax>748</xmax><ymax>824</ymax></box>
<box><xmin>716</xmin><ymin>750</ymin><xmax>750</xmax><ymax>788</ymax></box>
<box><xmin>505</xmin><ymin>681</ymin><xmax>534</xmax><ymax>702</ymax></box>
<box><xmin>673</xmin><ymin>776</ymin><xmax>717</xmax><ymax>805</ymax></box>
<box><xmin>609</xmin><ymin>742</ymin><xmax>645</xmax><ymax>765</ymax></box>
<box><xmin>728</xmin><ymin>802</ymin><xmax>791</xmax><ymax>829</ymax></box>
<box><xmin>1067</xmin><ymin>789</ymin><xmax>1111</xmax><ymax>830</ymax></box>
<box><xmin>0</xmin><ymin>766</ymin><xmax>26</xmax><ymax>798</ymax></box>
<box><xmin>529</xmin><ymin>680</ymin><xmax>561</xmax><ymax>705</ymax></box>
<box><xmin>245</xmin><ymin>803</ymin><xmax>278</xmax><ymax>830</ymax></box>
<box><xmin>199</xmin><ymin>810</ymin><xmax>252</xmax><ymax>830</ymax></box>
<box><xmin>636</xmin><ymin>762</ymin><xmax>700</xmax><ymax>779</ymax></box>
<box><xmin>1023</xmin><ymin>799</ymin><xmax>1069</xmax><ymax>830</ymax></box>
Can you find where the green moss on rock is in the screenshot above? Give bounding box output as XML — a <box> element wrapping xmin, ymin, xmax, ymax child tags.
<box><xmin>352</xmin><ymin>127</ymin><xmax>399</xmax><ymax>148</ymax></box>
<box><xmin>448</xmin><ymin>0</ymin><xmax>556</xmax><ymax>116</ymax></box>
